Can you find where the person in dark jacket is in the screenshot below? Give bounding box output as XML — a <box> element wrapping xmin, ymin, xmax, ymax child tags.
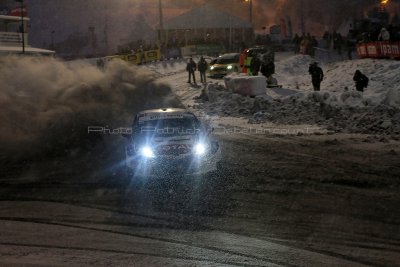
<box><xmin>250</xmin><ymin>56</ymin><xmax>261</xmax><ymax>76</ymax></box>
<box><xmin>310</xmin><ymin>36</ymin><xmax>318</xmax><ymax>57</ymax></box>
<box><xmin>293</xmin><ymin>34</ymin><xmax>301</xmax><ymax>54</ymax></box>
<box><xmin>308</xmin><ymin>62</ymin><xmax>324</xmax><ymax>91</ymax></box>
<box><xmin>187</xmin><ymin>58</ymin><xmax>197</xmax><ymax>83</ymax></box>
<box><xmin>197</xmin><ymin>56</ymin><xmax>208</xmax><ymax>83</ymax></box>
<box><xmin>353</xmin><ymin>70</ymin><xmax>369</xmax><ymax>92</ymax></box>
<box><xmin>260</xmin><ymin>57</ymin><xmax>275</xmax><ymax>84</ymax></box>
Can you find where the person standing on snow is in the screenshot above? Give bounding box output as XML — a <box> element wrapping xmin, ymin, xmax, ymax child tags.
<box><xmin>333</xmin><ymin>32</ymin><xmax>343</xmax><ymax>55</ymax></box>
<box><xmin>310</xmin><ymin>36</ymin><xmax>318</xmax><ymax>57</ymax></box>
<box><xmin>308</xmin><ymin>62</ymin><xmax>324</xmax><ymax>91</ymax></box>
<box><xmin>293</xmin><ymin>34</ymin><xmax>301</xmax><ymax>54</ymax></box>
<box><xmin>186</xmin><ymin>58</ymin><xmax>197</xmax><ymax>84</ymax></box>
<box><xmin>353</xmin><ymin>70</ymin><xmax>369</xmax><ymax>92</ymax></box>
<box><xmin>260</xmin><ymin>56</ymin><xmax>275</xmax><ymax>85</ymax></box>
<box><xmin>250</xmin><ymin>55</ymin><xmax>261</xmax><ymax>76</ymax></box>
<box><xmin>197</xmin><ymin>56</ymin><xmax>208</xmax><ymax>83</ymax></box>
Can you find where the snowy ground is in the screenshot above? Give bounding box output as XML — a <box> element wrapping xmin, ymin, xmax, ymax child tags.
<box><xmin>1</xmin><ymin>53</ymin><xmax>400</xmax><ymax>266</ymax></box>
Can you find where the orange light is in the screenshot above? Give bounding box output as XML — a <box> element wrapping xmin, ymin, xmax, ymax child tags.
<box><xmin>381</xmin><ymin>0</ymin><xmax>389</xmax><ymax>5</ymax></box>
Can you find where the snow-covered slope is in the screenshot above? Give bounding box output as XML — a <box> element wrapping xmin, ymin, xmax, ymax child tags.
<box><xmin>190</xmin><ymin>54</ymin><xmax>400</xmax><ymax>135</ymax></box>
<box><xmin>275</xmin><ymin>55</ymin><xmax>400</xmax><ymax>108</ymax></box>
<box><xmin>128</xmin><ymin>53</ymin><xmax>400</xmax><ymax>135</ymax></box>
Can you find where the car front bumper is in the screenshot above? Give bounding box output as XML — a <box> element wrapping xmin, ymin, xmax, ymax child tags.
<box><xmin>126</xmin><ymin>149</ymin><xmax>221</xmax><ymax>177</ymax></box>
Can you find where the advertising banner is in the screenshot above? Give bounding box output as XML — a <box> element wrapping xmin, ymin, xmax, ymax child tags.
<box><xmin>357</xmin><ymin>42</ymin><xmax>400</xmax><ymax>59</ymax></box>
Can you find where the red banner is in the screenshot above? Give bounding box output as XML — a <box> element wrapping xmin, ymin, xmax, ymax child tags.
<box><xmin>9</xmin><ymin>6</ymin><xmax>27</xmax><ymax>17</ymax></box>
<box><xmin>357</xmin><ymin>42</ymin><xmax>400</xmax><ymax>59</ymax></box>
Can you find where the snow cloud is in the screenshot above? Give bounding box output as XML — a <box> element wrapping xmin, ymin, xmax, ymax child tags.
<box><xmin>0</xmin><ymin>56</ymin><xmax>182</xmax><ymax>161</ymax></box>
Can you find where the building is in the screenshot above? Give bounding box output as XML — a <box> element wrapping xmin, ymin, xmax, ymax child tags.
<box><xmin>0</xmin><ymin>1</ymin><xmax>54</xmax><ymax>55</ymax></box>
<box><xmin>158</xmin><ymin>4</ymin><xmax>253</xmax><ymax>51</ymax></box>
<box><xmin>0</xmin><ymin>10</ymin><xmax>54</xmax><ymax>55</ymax></box>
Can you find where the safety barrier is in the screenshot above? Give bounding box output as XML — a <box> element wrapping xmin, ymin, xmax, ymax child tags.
<box><xmin>357</xmin><ymin>42</ymin><xmax>400</xmax><ymax>59</ymax></box>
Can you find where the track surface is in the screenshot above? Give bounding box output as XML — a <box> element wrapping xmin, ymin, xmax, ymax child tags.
<box><xmin>1</xmin><ymin>131</ymin><xmax>400</xmax><ymax>266</ymax></box>
<box><xmin>1</xmin><ymin>64</ymin><xmax>400</xmax><ymax>266</ymax></box>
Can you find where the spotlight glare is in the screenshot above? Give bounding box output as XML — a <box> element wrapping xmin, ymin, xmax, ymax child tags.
<box><xmin>141</xmin><ymin>146</ymin><xmax>155</xmax><ymax>158</ymax></box>
<box><xmin>194</xmin><ymin>143</ymin><xmax>206</xmax><ymax>155</ymax></box>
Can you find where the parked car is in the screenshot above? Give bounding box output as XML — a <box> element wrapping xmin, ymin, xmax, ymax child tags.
<box><xmin>209</xmin><ymin>53</ymin><xmax>240</xmax><ymax>77</ymax></box>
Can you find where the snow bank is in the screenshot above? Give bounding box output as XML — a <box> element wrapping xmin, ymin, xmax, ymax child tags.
<box><xmin>0</xmin><ymin>56</ymin><xmax>182</xmax><ymax>161</ymax></box>
<box><xmin>223</xmin><ymin>74</ymin><xmax>266</xmax><ymax>97</ymax></box>
<box><xmin>143</xmin><ymin>58</ymin><xmax>187</xmax><ymax>77</ymax></box>
<box><xmin>194</xmin><ymin>83</ymin><xmax>400</xmax><ymax>135</ymax></box>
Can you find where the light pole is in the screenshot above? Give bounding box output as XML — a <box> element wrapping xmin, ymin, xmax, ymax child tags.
<box><xmin>158</xmin><ymin>0</ymin><xmax>164</xmax><ymax>44</ymax></box>
<box><xmin>88</xmin><ymin>26</ymin><xmax>96</xmax><ymax>55</ymax></box>
<box><xmin>300</xmin><ymin>0</ymin><xmax>305</xmax><ymax>35</ymax></box>
<box><xmin>15</xmin><ymin>0</ymin><xmax>25</xmax><ymax>54</ymax></box>
<box><xmin>51</xmin><ymin>30</ymin><xmax>55</xmax><ymax>50</ymax></box>
<box><xmin>229</xmin><ymin>14</ymin><xmax>232</xmax><ymax>51</ymax></box>
<box><xmin>185</xmin><ymin>29</ymin><xmax>189</xmax><ymax>46</ymax></box>
<box><xmin>245</xmin><ymin>0</ymin><xmax>253</xmax><ymax>26</ymax></box>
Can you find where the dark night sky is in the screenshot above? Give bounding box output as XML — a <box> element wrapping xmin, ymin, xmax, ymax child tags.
<box><xmin>2</xmin><ymin>0</ymin><xmax>399</xmax><ymax>52</ymax></box>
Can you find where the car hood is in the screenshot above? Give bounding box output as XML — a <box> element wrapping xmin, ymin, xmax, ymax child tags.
<box><xmin>210</xmin><ymin>63</ymin><xmax>236</xmax><ymax>67</ymax></box>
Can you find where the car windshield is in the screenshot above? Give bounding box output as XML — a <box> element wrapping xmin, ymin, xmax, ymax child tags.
<box><xmin>1</xmin><ymin>1</ymin><xmax>400</xmax><ymax>266</ymax></box>
<box><xmin>213</xmin><ymin>55</ymin><xmax>239</xmax><ymax>64</ymax></box>
<box><xmin>139</xmin><ymin>117</ymin><xmax>200</xmax><ymax>130</ymax></box>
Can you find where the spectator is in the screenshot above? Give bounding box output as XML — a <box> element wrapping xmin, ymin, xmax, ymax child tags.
<box><xmin>378</xmin><ymin>27</ymin><xmax>390</xmax><ymax>41</ymax></box>
<box><xmin>260</xmin><ymin>57</ymin><xmax>275</xmax><ymax>85</ymax></box>
<box><xmin>353</xmin><ymin>70</ymin><xmax>369</xmax><ymax>92</ymax></box>
<box><xmin>293</xmin><ymin>34</ymin><xmax>301</xmax><ymax>54</ymax></box>
<box><xmin>186</xmin><ymin>58</ymin><xmax>197</xmax><ymax>84</ymax></box>
<box><xmin>346</xmin><ymin>39</ymin><xmax>355</xmax><ymax>60</ymax></box>
<box><xmin>308</xmin><ymin>62</ymin><xmax>324</xmax><ymax>91</ymax></box>
<box><xmin>197</xmin><ymin>56</ymin><xmax>208</xmax><ymax>84</ymax></box>
<box><xmin>250</xmin><ymin>55</ymin><xmax>261</xmax><ymax>76</ymax></box>
<box><xmin>323</xmin><ymin>31</ymin><xmax>332</xmax><ymax>49</ymax></box>
<box><xmin>300</xmin><ymin>36</ymin><xmax>309</xmax><ymax>54</ymax></box>
<box><xmin>334</xmin><ymin>32</ymin><xmax>343</xmax><ymax>55</ymax></box>
<box><xmin>310</xmin><ymin>36</ymin><xmax>318</xmax><ymax>57</ymax></box>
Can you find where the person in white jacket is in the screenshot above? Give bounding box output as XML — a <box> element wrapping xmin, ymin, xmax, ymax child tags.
<box><xmin>378</xmin><ymin>27</ymin><xmax>390</xmax><ymax>41</ymax></box>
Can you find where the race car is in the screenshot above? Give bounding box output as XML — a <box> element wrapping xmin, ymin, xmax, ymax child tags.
<box><xmin>124</xmin><ymin>108</ymin><xmax>221</xmax><ymax>180</ymax></box>
<box><xmin>208</xmin><ymin>53</ymin><xmax>240</xmax><ymax>77</ymax></box>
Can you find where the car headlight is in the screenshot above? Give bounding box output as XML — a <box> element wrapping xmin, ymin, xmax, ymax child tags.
<box><xmin>193</xmin><ymin>143</ymin><xmax>206</xmax><ymax>155</ymax></box>
<box><xmin>210</xmin><ymin>66</ymin><xmax>215</xmax><ymax>70</ymax></box>
<box><xmin>227</xmin><ymin>65</ymin><xmax>233</xmax><ymax>70</ymax></box>
<box><xmin>140</xmin><ymin>146</ymin><xmax>155</xmax><ymax>158</ymax></box>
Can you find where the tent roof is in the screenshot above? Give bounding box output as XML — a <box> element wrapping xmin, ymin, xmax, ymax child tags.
<box><xmin>0</xmin><ymin>15</ymin><xmax>30</xmax><ymax>21</ymax></box>
<box><xmin>0</xmin><ymin>46</ymin><xmax>55</xmax><ymax>55</ymax></box>
<box><xmin>162</xmin><ymin>4</ymin><xmax>252</xmax><ymax>30</ymax></box>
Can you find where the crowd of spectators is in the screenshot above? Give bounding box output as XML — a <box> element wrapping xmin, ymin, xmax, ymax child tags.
<box><xmin>355</xmin><ymin>24</ymin><xmax>400</xmax><ymax>43</ymax></box>
<box><xmin>292</xmin><ymin>33</ymin><xmax>319</xmax><ymax>57</ymax></box>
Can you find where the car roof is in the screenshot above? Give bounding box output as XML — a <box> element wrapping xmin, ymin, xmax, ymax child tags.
<box><xmin>136</xmin><ymin>108</ymin><xmax>197</xmax><ymax>124</ymax></box>
<box><xmin>247</xmin><ymin>47</ymin><xmax>268</xmax><ymax>53</ymax></box>
<box><xmin>138</xmin><ymin>108</ymin><xmax>188</xmax><ymax>115</ymax></box>
<box><xmin>137</xmin><ymin>108</ymin><xmax>196</xmax><ymax>119</ymax></box>
<box><xmin>217</xmin><ymin>53</ymin><xmax>240</xmax><ymax>59</ymax></box>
